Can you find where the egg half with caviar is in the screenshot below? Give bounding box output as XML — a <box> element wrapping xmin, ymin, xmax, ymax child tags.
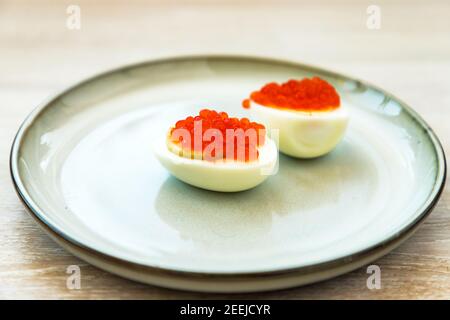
<box><xmin>243</xmin><ymin>77</ymin><xmax>349</xmax><ymax>158</ymax></box>
<box><xmin>154</xmin><ymin>109</ymin><xmax>278</xmax><ymax>192</ymax></box>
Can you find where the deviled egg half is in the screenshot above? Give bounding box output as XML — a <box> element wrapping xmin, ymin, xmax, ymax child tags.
<box><xmin>243</xmin><ymin>77</ymin><xmax>349</xmax><ymax>158</ymax></box>
<box><xmin>154</xmin><ymin>109</ymin><xmax>278</xmax><ymax>192</ymax></box>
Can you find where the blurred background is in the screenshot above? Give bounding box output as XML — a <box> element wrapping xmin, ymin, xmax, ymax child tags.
<box><xmin>1</xmin><ymin>0</ymin><xmax>449</xmax><ymax>299</ymax></box>
<box><xmin>2</xmin><ymin>0</ymin><xmax>450</xmax><ymax>150</ymax></box>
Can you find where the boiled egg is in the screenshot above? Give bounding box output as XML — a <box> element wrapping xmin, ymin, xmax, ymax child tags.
<box><xmin>154</xmin><ymin>109</ymin><xmax>278</xmax><ymax>192</ymax></box>
<box><xmin>243</xmin><ymin>77</ymin><xmax>349</xmax><ymax>158</ymax></box>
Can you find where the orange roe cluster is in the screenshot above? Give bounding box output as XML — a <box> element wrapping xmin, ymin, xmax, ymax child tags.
<box><xmin>170</xmin><ymin>109</ymin><xmax>265</xmax><ymax>162</ymax></box>
<box><xmin>243</xmin><ymin>77</ymin><xmax>340</xmax><ymax>111</ymax></box>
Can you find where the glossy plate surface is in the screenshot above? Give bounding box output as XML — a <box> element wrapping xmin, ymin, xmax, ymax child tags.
<box><xmin>11</xmin><ymin>56</ymin><xmax>446</xmax><ymax>292</ymax></box>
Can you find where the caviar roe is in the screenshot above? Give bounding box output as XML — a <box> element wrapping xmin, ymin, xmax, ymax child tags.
<box><xmin>243</xmin><ymin>77</ymin><xmax>340</xmax><ymax>111</ymax></box>
<box><xmin>169</xmin><ymin>109</ymin><xmax>265</xmax><ymax>162</ymax></box>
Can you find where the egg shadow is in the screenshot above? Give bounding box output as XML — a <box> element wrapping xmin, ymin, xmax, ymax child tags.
<box><xmin>154</xmin><ymin>176</ymin><xmax>277</xmax><ymax>245</ymax></box>
<box><xmin>153</xmin><ymin>140</ymin><xmax>378</xmax><ymax>246</ymax></box>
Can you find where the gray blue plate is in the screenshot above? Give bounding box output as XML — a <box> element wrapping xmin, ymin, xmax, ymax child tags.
<box><xmin>10</xmin><ymin>56</ymin><xmax>446</xmax><ymax>292</ymax></box>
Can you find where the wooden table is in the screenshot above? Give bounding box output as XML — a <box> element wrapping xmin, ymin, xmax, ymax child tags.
<box><xmin>1</xmin><ymin>0</ymin><xmax>449</xmax><ymax>299</ymax></box>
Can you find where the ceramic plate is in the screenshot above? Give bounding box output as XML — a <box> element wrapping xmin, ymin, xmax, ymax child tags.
<box><xmin>10</xmin><ymin>56</ymin><xmax>446</xmax><ymax>293</ymax></box>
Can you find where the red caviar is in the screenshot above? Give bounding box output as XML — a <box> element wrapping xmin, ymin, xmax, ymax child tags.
<box><xmin>169</xmin><ymin>109</ymin><xmax>266</xmax><ymax>162</ymax></box>
<box><xmin>243</xmin><ymin>77</ymin><xmax>340</xmax><ymax>111</ymax></box>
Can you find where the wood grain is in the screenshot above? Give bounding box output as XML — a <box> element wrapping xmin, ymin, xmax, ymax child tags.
<box><xmin>1</xmin><ymin>0</ymin><xmax>449</xmax><ymax>299</ymax></box>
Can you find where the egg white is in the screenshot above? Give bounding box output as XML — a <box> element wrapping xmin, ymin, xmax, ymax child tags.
<box><xmin>249</xmin><ymin>101</ymin><xmax>349</xmax><ymax>158</ymax></box>
<box><xmin>154</xmin><ymin>133</ymin><xmax>278</xmax><ymax>192</ymax></box>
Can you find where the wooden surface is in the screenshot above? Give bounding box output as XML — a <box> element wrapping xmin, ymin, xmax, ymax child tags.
<box><xmin>1</xmin><ymin>0</ymin><xmax>450</xmax><ymax>299</ymax></box>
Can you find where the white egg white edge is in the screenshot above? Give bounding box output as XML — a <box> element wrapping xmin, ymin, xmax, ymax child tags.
<box><xmin>153</xmin><ymin>132</ymin><xmax>278</xmax><ymax>171</ymax></box>
<box><xmin>249</xmin><ymin>100</ymin><xmax>349</xmax><ymax>121</ymax></box>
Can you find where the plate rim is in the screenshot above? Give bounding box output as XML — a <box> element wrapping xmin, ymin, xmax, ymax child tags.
<box><xmin>10</xmin><ymin>54</ymin><xmax>447</xmax><ymax>279</ymax></box>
